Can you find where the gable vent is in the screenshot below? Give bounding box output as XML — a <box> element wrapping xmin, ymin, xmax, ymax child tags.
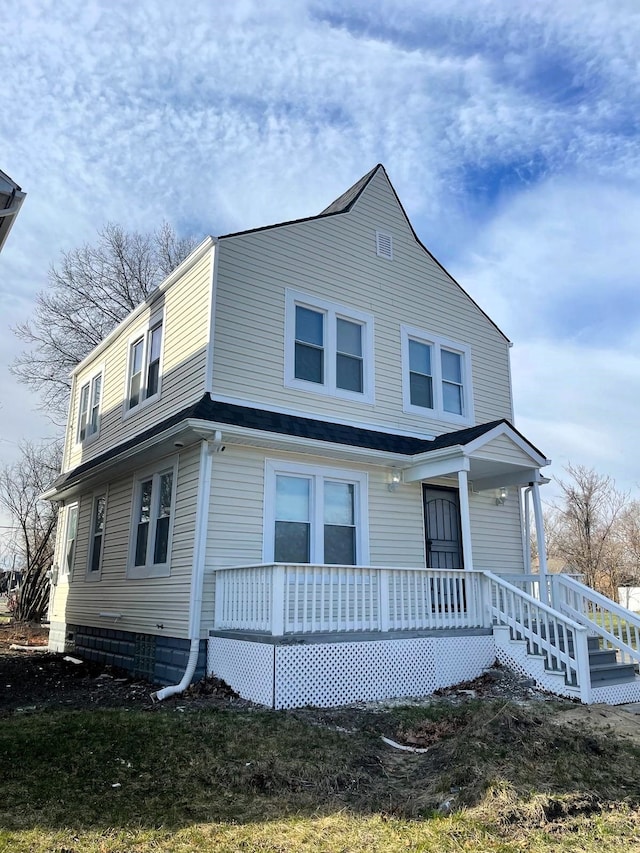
<box><xmin>376</xmin><ymin>231</ymin><xmax>393</xmax><ymax>260</ymax></box>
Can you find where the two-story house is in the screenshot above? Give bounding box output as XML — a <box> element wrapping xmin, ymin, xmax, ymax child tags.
<box><xmin>45</xmin><ymin>166</ymin><xmax>640</xmax><ymax>708</ymax></box>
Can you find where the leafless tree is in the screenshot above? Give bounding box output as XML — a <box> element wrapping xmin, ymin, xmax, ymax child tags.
<box><xmin>0</xmin><ymin>441</ymin><xmax>62</xmax><ymax>621</ymax></box>
<box><xmin>11</xmin><ymin>222</ymin><xmax>199</xmax><ymax>423</ymax></box>
<box><xmin>546</xmin><ymin>463</ymin><xmax>628</xmax><ymax>597</ymax></box>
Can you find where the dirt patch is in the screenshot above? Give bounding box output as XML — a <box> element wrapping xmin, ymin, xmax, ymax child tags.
<box><xmin>2</xmin><ymin>621</ymin><xmax>640</xmax><ymax>746</ymax></box>
<box><xmin>0</xmin><ymin>622</ymin><xmax>251</xmax><ymax>714</ymax></box>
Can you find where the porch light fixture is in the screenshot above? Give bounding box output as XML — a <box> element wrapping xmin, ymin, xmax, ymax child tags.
<box><xmin>388</xmin><ymin>468</ymin><xmax>402</xmax><ymax>492</ymax></box>
<box><xmin>495</xmin><ymin>486</ymin><xmax>509</xmax><ymax>505</ymax></box>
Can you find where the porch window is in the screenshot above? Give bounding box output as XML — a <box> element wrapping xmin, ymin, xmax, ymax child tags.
<box><xmin>265</xmin><ymin>461</ymin><xmax>369</xmax><ymax>565</ymax></box>
<box><xmin>285</xmin><ymin>290</ymin><xmax>374</xmax><ymax>403</ymax></box>
<box><xmin>274</xmin><ymin>475</ymin><xmax>311</xmax><ymax>562</ymax></box>
<box><xmin>128</xmin><ymin>461</ymin><xmax>176</xmax><ymax>578</ymax></box>
<box><xmin>401</xmin><ymin>325</ymin><xmax>473</xmax><ymax>425</ymax></box>
<box><xmin>60</xmin><ymin>503</ymin><xmax>78</xmax><ymax>579</ymax></box>
<box><xmin>87</xmin><ymin>494</ymin><xmax>106</xmax><ymax>578</ymax></box>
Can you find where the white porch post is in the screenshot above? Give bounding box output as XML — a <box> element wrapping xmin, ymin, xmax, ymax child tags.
<box><xmin>523</xmin><ymin>487</ymin><xmax>532</xmax><ymax>573</ymax></box>
<box><xmin>457</xmin><ymin>469</ymin><xmax>474</xmax><ymax>571</ymax></box>
<box><xmin>531</xmin><ymin>480</ymin><xmax>549</xmax><ymax>605</ymax></box>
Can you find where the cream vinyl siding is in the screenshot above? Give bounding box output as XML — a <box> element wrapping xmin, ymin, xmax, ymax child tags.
<box><xmin>473</xmin><ymin>434</ymin><xmax>542</xmax><ymax>468</ymax></box>
<box><xmin>64</xmin><ymin>251</ymin><xmax>212</xmax><ymax>473</ymax></box>
<box><xmin>469</xmin><ymin>490</ymin><xmax>525</xmax><ymax>573</ymax></box>
<box><xmin>56</xmin><ymin>445</ymin><xmax>201</xmax><ymax>639</ymax></box>
<box><xmin>212</xmin><ymin>168</ymin><xmax>513</xmax><ymax>434</ymax></box>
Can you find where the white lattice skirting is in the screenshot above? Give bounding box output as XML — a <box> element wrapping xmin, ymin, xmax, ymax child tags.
<box><xmin>208</xmin><ymin>635</ymin><xmax>495</xmax><ymax>709</ymax></box>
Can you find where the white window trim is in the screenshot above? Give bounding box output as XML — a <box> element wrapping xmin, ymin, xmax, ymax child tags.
<box><xmin>75</xmin><ymin>366</ymin><xmax>104</xmax><ymax>446</ymax></box>
<box><xmin>122</xmin><ymin>311</ymin><xmax>164</xmax><ymax>420</ymax></box>
<box><xmin>284</xmin><ymin>289</ymin><xmax>375</xmax><ymax>404</ymax></box>
<box><xmin>263</xmin><ymin>459</ymin><xmax>370</xmax><ymax>565</ymax></box>
<box><xmin>86</xmin><ymin>490</ymin><xmax>108</xmax><ymax>582</ymax></box>
<box><xmin>127</xmin><ymin>457</ymin><xmax>178</xmax><ymax>579</ymax></box>
<box><xmin>59</xmin><ymin>502</ymin><xmax>79</xmax><ymax>583</ymax></box>
<box><xmin>401</xmin><ymin>325</ymin><xmax>474</xmax><ymax>426</ymax></box>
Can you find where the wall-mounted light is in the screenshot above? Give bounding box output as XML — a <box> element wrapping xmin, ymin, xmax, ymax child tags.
<box><xmin>388</xmin><ymin>468</ymin><xmax>402</xmax><ymax>492</ymax></box>
<box><xmin>495</xmin><ymin>486</ymin><xmax>509</xmax><ymax>505</ymax></box>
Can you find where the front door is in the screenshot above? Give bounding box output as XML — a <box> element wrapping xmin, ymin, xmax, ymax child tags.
<box><xmin>423</xmin><ymin>486</ymin><xmax>463</xmax><ymax>569</ymax></box>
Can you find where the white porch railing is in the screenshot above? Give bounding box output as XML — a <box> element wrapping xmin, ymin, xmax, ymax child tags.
<box><xmin>550</xmin><ymin>573</ymin><xmax>640</xmax><ymax>667</ymax></box>
<box><xmin>213</xmin><ymin>564</ymin><xmax>486</xmax><ymax>635</ymax></box>
<box><xmin>484</xmin><ymin>571</ymin><xmax>591</xmax><ymax>699</ymax></box>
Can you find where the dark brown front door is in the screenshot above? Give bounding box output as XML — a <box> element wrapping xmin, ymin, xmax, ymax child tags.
<box><xmin>423</xmin><ymin>486</ymin><xmax>463</xmax><ymax>569</ymax></box>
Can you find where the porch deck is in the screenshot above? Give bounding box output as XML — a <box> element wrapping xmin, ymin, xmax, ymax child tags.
<box><xmin>207</xmin><ymin>564</ymin><xmax>640</xmax><ymax>709</ymax></box>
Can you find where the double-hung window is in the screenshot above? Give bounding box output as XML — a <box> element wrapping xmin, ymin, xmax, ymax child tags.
<box><xmin>286</xmin><ymin>290</ymin><xmax>374</xmax><ymax>403</ymax></box>
<box><xmin>401</xmin><ymin>325</ymin><xmax>473</xmax><ymax>424</ymax></box>
<box><xmin>128</xmin><ymin>462</ymin><xmax>176</xmax><ymax>578</ymax></box>
<box><xmin>126</xmin><ymin>316</ymin><xmax>163</xmax><ymax>412</ymax></box>
<box><xmin>265</xmin><ymin>461</ymin><xmax>369</xmax><ymax>565</ymax></box>
<box><xmin>60</xmin><ymin>503</ymin><xmax>78</xmax><ymax>580</ymax></box>
<box><xmin>77</xmin><ymin>371</ymin><xmax>103</xmax><ymax>443</ymax></box>
<box><xmin>87</xmin><ymin>494</ymin><xmax>106</xmax><ymax>579</ymax></box>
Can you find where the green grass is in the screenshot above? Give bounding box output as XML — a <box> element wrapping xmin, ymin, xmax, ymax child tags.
<box><xmin>1</xmin><ymin>702</ymin><xmax>639</xmax><ymax>852</ymax></box>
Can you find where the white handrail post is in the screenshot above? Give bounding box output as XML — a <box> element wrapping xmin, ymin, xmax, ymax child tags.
<box><xmin>575</xmin><ymin>628</ymin><xmax>592</xmax><ymax>704</ymax></box>
<box><xmin>457</xmin><ymin>468</ymin><xmax>474</xmax><ymax>571</ymax></box>
<box><xmin>271</xmin><ymin>565</ymin><xmax>286</xmax><ymax>636</ymax></box>
<box><xmin>531</xmin><ymin>480</ymin><xmax>549</xmax><ymax>605</ymax></box>
<box><xmin>379</xmin><ymin>569</ymin><xmax>390</xmax><ymax>632</ymax></box>
<box><xmin>213</xmin><ymin>570</ymin><xmax>224</xmax><ymax>629</ymax></box>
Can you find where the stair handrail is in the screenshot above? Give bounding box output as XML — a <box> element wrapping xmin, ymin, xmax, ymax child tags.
<box><xmin>550</xmin><ymin>573</ymin><xmax>640</xmax><ymax>666</ymax></box>
<box><xmin>483</xmin><ymin>571</ymin><xmax>591</xmax><ymax>699</ymax></box>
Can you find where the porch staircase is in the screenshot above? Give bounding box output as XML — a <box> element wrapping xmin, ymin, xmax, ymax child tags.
<box><xmin>496</xmin><ymin>624</ymin><xmax>637</xmax><ymax>689</ymax></box>
<box><xmin>487</xmin><ymin>571</ymin><xmax>640</xmax><ymax>703</ymax></box>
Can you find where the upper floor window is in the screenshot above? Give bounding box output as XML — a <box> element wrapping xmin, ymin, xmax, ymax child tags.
<box><xmin>77</xmin><ymin>371</ymin><xmax>102</xmax><ymax>443</ymax></box>
<box><xmin>264</xmin><ymin>460</ymin><xmax>369</xmax><ymax>565</ymax></box>
<box><xmin>401</xmin><ymin>325</ymin><xmax>474</xmax><ymax>425</ymax></box>
<box><xmin>128</xmin><ymin>460</ymin><xmax>177</xmax><ymax>578</ymax></box>
<box><xmin>285</xmin><ymin>290</ymin><xmax>374</xmax><ymax>403</ymax></box>
<box><xmin>126</xmin><ymin>316</ymin><xmax>163</xmax><ymax>412</ymax></box>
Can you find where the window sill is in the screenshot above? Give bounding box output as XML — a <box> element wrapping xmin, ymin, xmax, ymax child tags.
<box><xmin>122</xmin><ymin>390</ymin><xmax>162</xmax><ymax>422</ymax></box>
<box><xmin>402</xmin><ymin>403</ymin><xmax>474</xmax><ymax>427</ymax></box>
<box><xmin>84</xmin><ymin>572</ymin><xmax>102</xmax><ymax>583</ymax></box>
<box><xmin>75</xmin><ymin>430</ymin><xmax>101</xmax><ymax>450</ymax></box>
<box><xmin>285</xmin><ymin>377</ymin><xmax>375</xmax><ymax>405</ymax></box>
<box><xmin>127</xmin><ymin>563</ymin><xmax>171</xmax><ymax>580</ymax></box>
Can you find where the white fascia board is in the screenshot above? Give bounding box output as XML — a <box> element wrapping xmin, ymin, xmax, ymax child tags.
<box><xmin>42</xmin><ymin>419</ymin><xmax>200</xmax><ymax>501</ymax></box>
<box><xmin>71</xmin><ymin>237</ymin><xmax>216</xmax><ymax>377</ymax></box>
<box><xmin>0</xmin><ymin>190</ymin><xmax>26</xmax><ymax>252</ymax></box>
<box><xmin>403</xmin><ymin>455</ymin><xmax>470</xmax><ymax>483</ymax></box>
<box><xmin>463</xmin><ymin>422</ymin><xmax>550</xmax><ymax>467</ymax></box>
<box><xmin>471</xmin><ymin>468</ymin><xmax>544</xmax><ymax>492</ymax></box>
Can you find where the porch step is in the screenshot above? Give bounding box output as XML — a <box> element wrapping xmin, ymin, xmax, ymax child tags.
<box><xmin>589</xmin><ymin>662</ymin><xmax>637</xmax><ymax>685</ymax></box>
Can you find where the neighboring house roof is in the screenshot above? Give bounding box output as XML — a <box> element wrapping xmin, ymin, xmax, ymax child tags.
<box><xmin>0</xmin><ymin>169</ymin><xmax>26</xmax><ymax>253</ymax></box>
<box><xmin>47</xmin><ymin>394</ymin><xmax>545</xmax><ymax>497</ymax></box>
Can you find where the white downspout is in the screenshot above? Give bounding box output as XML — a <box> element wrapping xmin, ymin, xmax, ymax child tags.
<box><xmin>152</xmin><ymin>436</ymin><xmax>216</xmax><ymax>701</ymax></box>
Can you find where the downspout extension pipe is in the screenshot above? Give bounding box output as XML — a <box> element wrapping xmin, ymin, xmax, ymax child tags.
<box><xmin>151</xmin><ymin>436</ymin><xmax>218</xmax><ymax>702</ymax></box>
<box><xmin>152</xmin><ymin>637</ymin><xmax>201</xmax><ymax>702</ymax></box>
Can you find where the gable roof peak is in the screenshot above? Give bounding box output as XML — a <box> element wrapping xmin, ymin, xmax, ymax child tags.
<box><xmin>319</xmin><ymin>164</ymin><xmax>386</xmax><ymax>215</ymax></box>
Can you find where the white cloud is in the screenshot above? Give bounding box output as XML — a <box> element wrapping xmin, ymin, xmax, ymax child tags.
<box><xmin>1</xmin><ymin>0</ymin><xmax>640</xmax><ymax>513</ymax></box>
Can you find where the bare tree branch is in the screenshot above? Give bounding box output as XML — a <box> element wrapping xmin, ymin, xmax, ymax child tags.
<box><xmin>10</xmin><ymin>222</ymin><xmax>200</xmax><ymax>423</ymax></box>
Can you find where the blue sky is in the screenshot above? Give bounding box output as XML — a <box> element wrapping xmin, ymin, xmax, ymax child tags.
<box><xmin>1</xmin><ymin>0</ymin><xmax>640</xmax><ymax>499</ymax></box>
